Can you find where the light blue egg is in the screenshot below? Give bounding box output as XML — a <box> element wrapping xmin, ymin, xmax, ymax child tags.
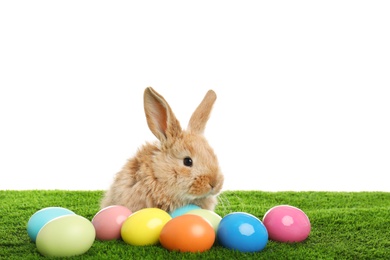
<box><xmin>169</xmin><ymin>204</ymin><xmax>201</xmax><ymax>218</ymax></box>
<box><xmin>27</xmin><ymin>207</ymin><xmax>75</xmax><ymax>242</ymax></box>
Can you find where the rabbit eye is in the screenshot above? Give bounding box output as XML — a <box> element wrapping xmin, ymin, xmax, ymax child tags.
<box><xmin>183</xmin><ymin>157</ymin><xmax>193</xmax><ymax>167</ymax></box>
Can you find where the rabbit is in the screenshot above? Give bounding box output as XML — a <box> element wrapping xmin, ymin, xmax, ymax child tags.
<box><xmin>100</xmin><ymin>87</ymin><xmax>224</xmax><ymax>213</ymax></box>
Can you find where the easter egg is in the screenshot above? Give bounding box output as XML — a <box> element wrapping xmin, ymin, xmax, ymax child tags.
<box><xmin>160</xmin><ymin>214</ymin><xmax>215</xmax><ymax>252</ymax></box>
<box><xmin>262</xmin><ymin>205</ymin><xmax>311</xmax><ymax>242</ymax></box>
<box><xmin>121</xmin><ymin>208</ymin><xmax>171</xmax><ymax>246</ymax></box>
<box><xmin>92</xmin><ymin>205</ymin><xmax>132</xmax><ymax>240</ymax></box>
<box><xmin>36</xmin><ymin>214</ymin><xmax>96</xmax><ymax>257</ymax></box>
<box><xmin>217</xmin><ymin>212</ymin><xmax>268</xmax><ymax>253</ymax></box>
<box><xmin>169</xmin><ymin>204</ymin><xmax>201</xmax><ymax>218</ymax></box>
<box><xmin>185</xmin><ymin>209</ymin><xmax>222</xmax><ymax>233</ymax></box>
<box><xmin>27</xmin><ymin>207</ymin><xmax>75</xmax><ymax>242</ymax></box>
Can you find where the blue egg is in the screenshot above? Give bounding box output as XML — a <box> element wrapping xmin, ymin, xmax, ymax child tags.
<box><xmin>217</xmin><ymin>212</ymin><xmax>268</xmax><ymax>252</ymax></box>
<box><xmin>27</xmin><ymin>207</ymin><xmax>75</xmax><ymax>242</ymax></box>
<box><xmin>169</xmin><ymin>204</ymin><xmax>201</xmax><ymax>218</ymax></box>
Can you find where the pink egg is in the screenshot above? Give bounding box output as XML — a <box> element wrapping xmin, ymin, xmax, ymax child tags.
<box><xmin>92</xmin><ymin>205</ymin><xmax>132</xmax><ymax>240</ymax></box>
<box><xmin>262</xmin><ymin>205</ymin><xmax>311</xmax><ymax>243</ymax></box>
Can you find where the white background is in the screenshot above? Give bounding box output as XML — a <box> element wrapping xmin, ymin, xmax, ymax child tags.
<box><xmin>1</xmin><ymin>1</ymin><xmax>389</xmax><ymax>192</ymax></box>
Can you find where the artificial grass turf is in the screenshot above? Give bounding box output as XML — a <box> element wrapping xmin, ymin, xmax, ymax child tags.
<box><xmin>0</xmin><ymin>190</ymin><xmax>389</xmax><ymax>259</ymax></box>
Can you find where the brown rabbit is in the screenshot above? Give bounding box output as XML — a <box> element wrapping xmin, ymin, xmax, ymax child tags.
<box><xmin>100</xmin><ymin>87</ymin><xmax>224</xmax><ymax>213</ymax></box>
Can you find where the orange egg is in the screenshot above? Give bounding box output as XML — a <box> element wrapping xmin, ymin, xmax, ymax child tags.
<box><xmin>159</xmin><ymin>214</ymin><xmax>215</xmax><ymax>253</ymax></box>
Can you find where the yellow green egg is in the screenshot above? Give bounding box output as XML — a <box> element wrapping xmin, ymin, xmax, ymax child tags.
<box><xmin>36</xmin><ymin>214</ymin><xmax>95</xmax><ymax>257</ymax></box>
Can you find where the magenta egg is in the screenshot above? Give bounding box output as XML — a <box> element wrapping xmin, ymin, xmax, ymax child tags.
<box><xmin>91</xmin><ymin>205</ymin><xmax>132</xmax><ymax>240</ymax></box>
<box><xmin>262</xmin><ymin>205</ymin><xmax>311</xmax><ymax>243</ymax></box>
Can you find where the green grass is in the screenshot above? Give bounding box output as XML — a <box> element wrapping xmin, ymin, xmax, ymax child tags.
<box><xmin>1</xmin><ymin>190</ymin><xmax>389</xmax><ymax>259</ymax></box>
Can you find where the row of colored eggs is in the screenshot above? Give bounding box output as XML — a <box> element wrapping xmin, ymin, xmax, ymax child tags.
<box><xmin>27</xmin><ymin>204</ymin><xmax>311</xmax><ymax>257</ymax></box>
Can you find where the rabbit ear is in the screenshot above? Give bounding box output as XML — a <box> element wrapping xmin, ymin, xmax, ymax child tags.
<box><xmin>144</xmin><ymin>87</ymin><xmax>182</xmax><ymax>142</ymax></box>
<box><xmin>187</xmin><ymin>90</ymin><xmax>217</xmax><ymax>134</ymax></box>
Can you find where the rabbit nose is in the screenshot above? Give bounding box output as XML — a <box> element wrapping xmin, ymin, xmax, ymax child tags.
<box><xmin>209</xmin><ymin>174</ymin><xmax>223</xmax><ymax>192</ymax></box>
<box><xmin>209</xmin><ymin>179</ymin><xmax>219</xmax><ymax>191</ymax></box>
